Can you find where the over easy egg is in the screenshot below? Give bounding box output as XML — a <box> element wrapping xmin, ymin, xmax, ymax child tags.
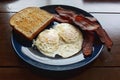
<box><xmin>33</xmin><ymin>23</ymin><xmax>83</xmax><ymax>58</ymax></box>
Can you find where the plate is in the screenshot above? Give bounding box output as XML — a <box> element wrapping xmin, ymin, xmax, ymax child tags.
<box><xmin>11</xmin><ymin>5</ymin><xmax>103</xmax><ymax>71</ymax></box>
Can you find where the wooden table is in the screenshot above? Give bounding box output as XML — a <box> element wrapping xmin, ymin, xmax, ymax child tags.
<box><xmin>0</xmin><ymin>0</ymin><xmax>120</xmax><ymax>80</ymax></box>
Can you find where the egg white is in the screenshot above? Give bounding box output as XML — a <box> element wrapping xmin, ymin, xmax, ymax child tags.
<box><xmin>33</xmin><ymin>23</ymin><xmax>83</xmax><ymax>58</ymax></box>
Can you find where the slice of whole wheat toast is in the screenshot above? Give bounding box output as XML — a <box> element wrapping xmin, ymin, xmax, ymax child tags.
<box><xmin>10</xmin><ymin>7</ymin><xmax>53</xmax><ymax>40</ymax></box>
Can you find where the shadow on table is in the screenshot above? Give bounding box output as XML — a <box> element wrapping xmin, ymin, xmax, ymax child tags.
<box><xmin>26</xmin><ymin>63</ymin><xmax>93</xmax><ymax>80</ymax></box>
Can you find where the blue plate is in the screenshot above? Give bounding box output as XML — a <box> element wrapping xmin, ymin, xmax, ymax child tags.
<box><xmin>11</xmin><ymin>5</ymin><xmax>103</xmax><ymax>71</ymax></box>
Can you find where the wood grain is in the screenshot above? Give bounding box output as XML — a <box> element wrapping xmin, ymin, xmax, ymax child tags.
<box><xmin>0</xmin><ymin>67</ymin><xmax>120</xmax><ymax>80</ymax></box>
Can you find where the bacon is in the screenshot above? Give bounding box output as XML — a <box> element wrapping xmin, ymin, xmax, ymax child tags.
<box><xmin>76</xmin><ymin>15</ymin><xmax>113</xmax><ymax>50</ymax></box>
<box><xmin>74</xmin><ymin>15</ymin><xmax>99</xmax><ymax>30</ymax></box>
<box><xmin>55</xmin><ymin>7</ymin><xmax>76</xmax><ymax>17</ymax></box>
<box><xmin>56</xmin><ymin>7</ymin><xmax>98</xmax><ymax>22</ymax></box>
<box><xmin>95</xmin><ymin>27</ymin><xmax>113</xmax><ymax>51</ymax></box>
<box><xmin>82</xmin><ymin>31</ymin><xmax>94</xmax><ymax>56</ymax></box>
<box><xmin>55</xmin><ymin>7</ymin><xmax>99</xmax><ymax>31</ymax></box>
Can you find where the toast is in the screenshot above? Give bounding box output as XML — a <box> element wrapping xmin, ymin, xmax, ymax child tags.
<box><xmin>10</xmin><ymin>7</ymin><xmax>53</xmax><ymax>40</ymax></box>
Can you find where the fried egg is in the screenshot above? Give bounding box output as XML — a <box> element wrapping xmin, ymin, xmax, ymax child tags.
<box><xmin>54</xmin><ymin>23</ymin><xmax>80</xmax><ymax>43</ymax></box>
<box><xmin>34</xmin><ymin>29</ymin><xmax>59</xmax><ymax>54</ymax></box>
<box><xmin>33</xmin><ymin>23</ymin><xmax>83</xmax><ymax>58</ymax></box>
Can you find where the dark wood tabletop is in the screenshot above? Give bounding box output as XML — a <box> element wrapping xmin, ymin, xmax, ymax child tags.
<box><xmin>0</xmin><ymin>0</ymin><xmax>120</xmax><ymax>80</ymax></box>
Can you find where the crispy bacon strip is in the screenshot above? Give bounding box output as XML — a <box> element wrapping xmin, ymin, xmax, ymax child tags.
<box><xmin>95</xmin><ymin>27</ymin><xmax>113</xmax><ymax>50</ymax></box>
<box><xmin>75</xmin><ymin>15</ymin><xmax>113</xmax><ymax>50</ymax></box>
<box><xmin>55</xmin><ymin>7</ymin><xmax>99</xmax><ymax>31</ymax></box>
<box><xmin>56</xmin><ymin>7</ymin><xmax>98</xmax><ymax>22</ymax></box>
<box><xmin>55</xmin><ymin>7</ymin><xmax>76</xmax><ymax>17</ymax></box>
<box><xmin>74</xmin><ymin>15</ymin><xmax>99</xmax><ymax>30</ymax></box>
<box><xmin>82</xmin><ymin>31</ymin><xmax>94</xmax><ymax>56</ymax></box>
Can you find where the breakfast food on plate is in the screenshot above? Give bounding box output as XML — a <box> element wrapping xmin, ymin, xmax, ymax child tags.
<box><xmin>10</xmin><ymin>7</ymin><xmax>53</xmax><ymax>40</ymax></box>
<box><xmin>53</xmin><ymin>6</ymin><xmax>113</xmax><ymax>56</ymax></box>
<box><xmin>53</xmin><ymin>23</ymin><xmax>80</xmax><ymax>43</ymax></box>
<box><xmin>33</xmin><ymin>23</ymin><xmax>83</xmax><ymax>58</ymax></box>
<box><xmin>34</xmin><ymin>29</ymin><xmax>59</xmax><ymax>53</ymax></box>
<box><xmin>10</xmin><ymin>6</ymin><xmax>113</xmax><ymax>58</ymax></box>
<box><xmin>82</xmin><ymin>31</ymin><xmax>94</xmax><ymax>56</ymax></box>
<box><xmin>53</xmin><ymin>23</ymin><xmax>83</xmax><ymax>58</ymax></box>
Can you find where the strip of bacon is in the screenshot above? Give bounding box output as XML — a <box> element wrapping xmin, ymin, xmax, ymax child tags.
<box><xmin>55</xmin><ymin>7</ymin><xmax>99</xmax><ymax>31</ymax></box>
<box><xmin>75</xmin><ymin>15</ymin><xmax>113</xmax><ymax>50</ymax></box>
<box><xmin>74</xmin><ymin>15</ymin><xmax>99</xmax><ymax>30</ymax></box>
<box><xmin>95</xmin><ymin>27</ymin><xmax>113</xmax><ymax>51</ymax></box>
<box><xmin>55</xmin><ymin>7</ymin><xmax>76</xmax><ymax>17</ymax></box>
<box><xmin>82</xmin><ymin>31</ymin><xmax>94</xmax><ymax>56</ymax></box>
<box><xmin>56</xmin><ymin>7</ymin><xmax>98</xmax><ymax>22</ymax></box>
